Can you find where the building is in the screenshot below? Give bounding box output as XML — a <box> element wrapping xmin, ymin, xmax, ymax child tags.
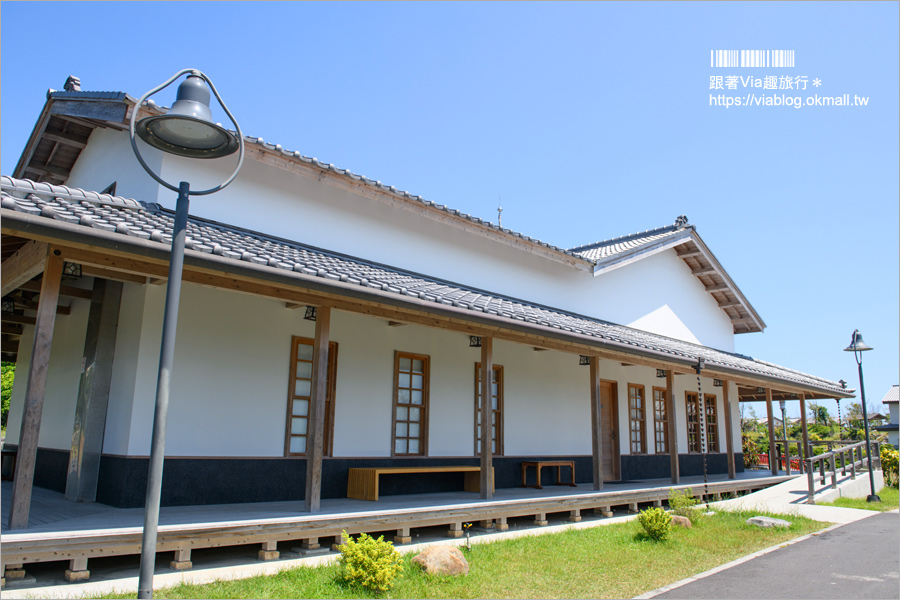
<box><xmin>1</xmin><ymin>77</ymin><xmax>852</xmax><ymax>529</ymax></box>
<box><xmin>875</xmin><ymin>385</ymin><xmax>899</xmax><ymax>449</ymax></box>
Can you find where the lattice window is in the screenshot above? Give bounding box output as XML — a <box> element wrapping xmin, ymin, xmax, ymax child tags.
<box><xmin>285</xmin><ymin>337</ymin><xmax>337</xmax><ymax>456</ymax></box>
<box><xmin>686</xmin><ymin>392</ymin><xmax>701</xmax><ymax>453</ymax></box>
<box><xmin>705</xmin><ymin>394</ymin><xmax>719</xmax><ymax>452</ymax></box>
<box><xmin>393</xmin><ymin>352</ymin><xmax>429</xmax><ymax>456</ymax></box>
<box><xmin>629</xmin><ymin>384</ymin><xmax>647</xmax><ymax>454</ymax></box>
<box><xmin>653</xmin><ymin>387</ymin><xmax>669</xmax><ymax>454</ymax></box>
<box><xmin>475</xmin><ymin>363</ymin><xmax>503</xmax><ymax>456</ymax></box>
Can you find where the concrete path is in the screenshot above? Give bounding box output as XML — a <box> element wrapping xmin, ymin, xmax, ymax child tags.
<box><xmin>643</xmin><ymin>510</ymin><xmax>899</xmax><ymax>599</ymax></box>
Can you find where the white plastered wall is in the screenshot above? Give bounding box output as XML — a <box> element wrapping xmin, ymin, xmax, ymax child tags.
<box><xmin>65</xmin><ymin>129</ymin><xmax>737</xmax><ymax>352</ymax></box>
<box><xmin>5</xmin><ymin>283</ymin><xmax>92</xmax><ymax>450</ymax></box>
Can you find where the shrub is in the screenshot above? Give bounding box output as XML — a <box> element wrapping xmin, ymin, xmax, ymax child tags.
<box><xmin>881</xmin><ymin>445</ymin><xmax>899</xmax><ymax>488</ymax></box>
<box><xmin>338</xmin><ymin>531</ymin><xmax>403</xmax><ymax>592</ymax></box>
<box><xmin>742</xmin><ymin>433</ymin><xmax>760</xmax><ymax>468</ymax></box>
<box><xmin>638</xmin><ymin>507</ymin><xmax>672</xmax><ymax>541</ymax></box>
<box><xmin>668</xmin><ymin>487</ymin><xmax>699</xmax><ymax>522</ymax></box>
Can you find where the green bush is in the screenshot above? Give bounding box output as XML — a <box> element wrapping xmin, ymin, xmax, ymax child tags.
<box><xmin>742</xmin><ymin>433</ymin><xmax>760</xmax><ymax>468</ymax></box>
<box><xmin>881</xmin><ymin>445</ymin><xmax>899</xmax><ymax>488</ymax></box>
<box><xmin>638</xmin><ymin>507</ymin><xmax>672</xmax><ymax>541</ymax></box>
<box><xmin>668</xmin><ymin>487</ymin><xmax>699</xmax><ymax>522</ymax></box>
<box><xmin>337</xmin><ymin>531</ymin><xmax>403</xmax><ymax>592</ymax></box>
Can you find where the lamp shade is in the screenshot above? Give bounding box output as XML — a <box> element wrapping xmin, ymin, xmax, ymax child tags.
<box><xmin>136</xmin><ymin>75</ymin><xmax>239</xmax><ymax>159</ymax></box>
<box><xmin>843</xmin><ymin>330</ymin><xmax>873</xmax><ymax>353</ymax></box>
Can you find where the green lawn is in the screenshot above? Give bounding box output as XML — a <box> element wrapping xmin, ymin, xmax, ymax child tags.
<box><xmin>818</xmin><ymin>485</ymin><xmax>899</xmax><ymax>512</ymax></box>
<box><xmin>98</xmin><ymin>510</ymin><xmax>827</xmax><ymax>599</ymax></box>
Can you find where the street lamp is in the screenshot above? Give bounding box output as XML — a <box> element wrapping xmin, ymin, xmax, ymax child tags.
<box><xmin>130</xmin><ymin>69</ymin><xmax>244</xmax><ymax>599</ymax></box>
<box><xmin>843</xmin><ymin>330</ymin><xmax>880</xmax><ymax>503</ymax></box>
<box><xmin>779</xmin><ymin>399</ymin><xmax>789</xmax><ymax>474</ymax></box>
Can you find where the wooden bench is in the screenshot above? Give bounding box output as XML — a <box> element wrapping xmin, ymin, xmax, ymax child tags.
<box><xmin>347</xmin><ymin>466</ymin><xmax>494</xmax><ymax>501</ymax></box>
<box><xmin>520</xmin><ymin>460</ymin><xmax>577</xmax><ymax>489</ymax></box>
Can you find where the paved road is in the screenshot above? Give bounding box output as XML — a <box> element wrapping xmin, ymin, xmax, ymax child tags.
<box><xmin>652</xmin><ymin>511</ymin><xmax>899</xmax><ymax>599</ymax></box>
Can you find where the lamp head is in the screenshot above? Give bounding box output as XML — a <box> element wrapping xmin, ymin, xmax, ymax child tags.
<box><xmin>779</xmin><ymin>399</ymin><xmax>786</xmax><ymax>412</ymax></box>
<box><xmin>135</xmin><ymin>74</ymin><xmax>239</xmax><ymax>159</ymax></box>
<box><xmin>843</xmin><ymin>330</ymin><xmax>873</xmax><ymax>353</ymax></box>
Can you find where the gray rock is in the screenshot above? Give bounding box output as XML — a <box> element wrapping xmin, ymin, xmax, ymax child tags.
<box><xmin>412</xmin><ymin>545</ymin><xmax>469</xmax><ymax>576</ymax></box>
<box><xmin>746</xmin><ymin>516</ymin><xmax>792</xmax><ymax>528</ymax></box>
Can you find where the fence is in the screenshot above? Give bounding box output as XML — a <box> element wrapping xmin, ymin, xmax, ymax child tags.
<box><xmin>804</xmin><ymin>440</ymin><xmax>880</xmax><ymax>504</ymax></box>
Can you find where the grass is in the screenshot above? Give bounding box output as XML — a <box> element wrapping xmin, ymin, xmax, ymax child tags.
<box><xmin>817</xmin><ymin>485</ymin><xmax>899</xmax><ymax>512</ymax></box>
<box><xmin>95</xmin><ymin>509</ymin><xmax>827</xmax><ymax>599</ymax></box>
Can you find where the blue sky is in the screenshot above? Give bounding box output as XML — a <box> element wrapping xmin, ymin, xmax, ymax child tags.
<box><xmin>2</xmin><ymin>2</ymin><xmax>897</xmax><ymax>419</ymax></box>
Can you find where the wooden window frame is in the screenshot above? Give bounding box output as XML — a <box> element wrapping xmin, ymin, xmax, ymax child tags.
<box><xmin>628</xmin><ymin>383</ymin><xmax>647</xmax><ymax>454</ymax></box>
<box><xmin>391</xmin><ymin>351</ymin><xmax>430</xmax><ymax>457</ymax></box>
<box><xmin>652</xmin><ymin>386</ymin><xmax>669</xmax><ymax>454</ymax></box>
<box><xmin>474</xmin><ymin>363</ymin><xmax>504</xmax><ymax>457</ymax></box>
<box><xmin>705</xmin><ymin>393</ymin><xmax>719</xmax><ymax>453</ymax></box>
<box><xmin>685</xmin><ymin>391</ymin><xmax>701</xmax><ymax>453</ymax></box>
<box><xmin>285</xmin><ymin>336</ymin><xmax>338</xmax><ymax>457</ymax></box>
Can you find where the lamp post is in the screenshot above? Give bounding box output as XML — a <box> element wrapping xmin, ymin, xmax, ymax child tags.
<box><xmin>843</xmin><ymin>330</ymin><xmax>880</xmax><ymax>503</ymax></box>
<box><xmin>779</xmin><ymin>399</ymin><xmax>789</xmax><ymax>474</ymax></box>
<box><xmin>130</xmin><ymin>69</ymin><xmax>244</xmax><ymax>598</ymax></box>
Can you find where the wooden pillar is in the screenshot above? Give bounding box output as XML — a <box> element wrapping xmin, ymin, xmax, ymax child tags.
<box><xmin>480</xmin><ymin>336</ymin><xmax>493</xmax><ymax>499</ymax></box>
<box><xmin>722</xmin><ymin>380</ymin><xmax>736</xmax><ymax>479</ymax></box>
<box><xmin>304</xmin><ymin>306</ymin><xmax>331</xmax><ymax>513</ymax></box>
<box><xmin>765</xmin><ymin>388</ymin><xmax>778</xmax><ymax>476</ymax></box>
<box><xmin>66</xmin><ymin>278</ymin><xmax>123</xmax><ymax>502</ymax></box>
<box><xmin>7</xmin><ymin>251</ymin><xmax>64</xmax><ymax>530</ymax></box>
<box><xmin>666</xmin><ymin>370</ymin><xmax>680</xmax><ymax>484</ymax></box>
<box><xmin>589</xmin><ymin>356</ymin><xmax>604</xmax><ymax>490</ymax></box>
<box><xmin>799</xmin><ymin>393</ymin><xmax>810</xmax><ymax>473</ymax></box>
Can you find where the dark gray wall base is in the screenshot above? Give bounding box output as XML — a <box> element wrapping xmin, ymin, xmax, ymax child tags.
<box><xmin>10</xmin><ymin>448</ymin><xmax>744</xmax><ymax>508</ymax></box>
<box><xmin>2</xmin><ymin>445</ymin><xmax>69</xmax><ymax>492</ymax></box>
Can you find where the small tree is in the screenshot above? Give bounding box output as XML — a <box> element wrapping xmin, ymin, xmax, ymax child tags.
<box><xmin>1</xmin><ymin>362</ymin><xmax>15</xmax><ymax>430</ymax></box>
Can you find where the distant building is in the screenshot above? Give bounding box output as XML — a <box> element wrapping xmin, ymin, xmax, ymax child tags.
<box><xmin>875</xmin><ymin>385</ymin><xmax>899</xmax><ymax>449</ymax></box>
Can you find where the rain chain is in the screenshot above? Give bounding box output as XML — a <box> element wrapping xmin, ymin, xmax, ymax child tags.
<box><xmin>696</xmin><ymin>361</ymin><xmax>709</xmax><ymax>506</ymax></box>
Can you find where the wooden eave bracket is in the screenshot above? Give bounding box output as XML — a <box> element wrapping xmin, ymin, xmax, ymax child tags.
<box><xmin>1</xmin><ymin>241</ymin><xmax>49</xmax><ymax>296</ymax></box>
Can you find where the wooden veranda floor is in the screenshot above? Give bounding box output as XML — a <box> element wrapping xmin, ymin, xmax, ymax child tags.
<box><xmin>1</xmin><ymin>470</ymin><xmax>792</xmax><ymax>579</ymax></box>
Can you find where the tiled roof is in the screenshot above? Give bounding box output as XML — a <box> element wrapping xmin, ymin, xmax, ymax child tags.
<box><xmin>568</xmin><ymin>222</ymin><xmax>690</xmax><ymax>262</ymax></box>
<box><xmin>883</xmin><ymin>385</ymin><xmax>899</xmax><ymax>404</ymax></box>
<box><xmin>0</xmin><ymin>176</ymin><xmax>848</xmax><ymax>397</ymax></box>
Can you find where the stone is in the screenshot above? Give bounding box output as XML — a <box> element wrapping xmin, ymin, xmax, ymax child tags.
<box><xmin>671</xmin><ymin>515</ymin><xmax>692</xmax><ymax>529</ymax></box>
<box><xmin>412</xmin><ymin>545</ymin><xmax>469</xmax><ymax>576</ymax></box>
<box><xmin>746</xmin><ymin>516</ymin><xmax>791</xmax><ymax>528</ymax></box>
<box><xmin>65</xmin><ymin>569</ymin><xmax>90</xmax><ymax>582</ymax></box>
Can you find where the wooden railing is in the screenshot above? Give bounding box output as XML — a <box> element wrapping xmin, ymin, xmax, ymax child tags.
<box><xmin>804</xmin><ymin>440</ymin><xmax>880</xmax><ymax>504</ymax></box>
<box><xmin>757</xmin><ymin>439</ymin><xmax>862</xmax><ymax>475</ymax></box>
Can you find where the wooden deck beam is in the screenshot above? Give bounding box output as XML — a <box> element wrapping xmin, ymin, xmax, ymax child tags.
<box><xmin>1</xmin><ymin>241</ymin><xmax>49</xmax><ymax>296</ymax></box>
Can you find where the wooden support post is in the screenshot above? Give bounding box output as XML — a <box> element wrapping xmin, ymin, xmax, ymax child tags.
<box><xmin>765</xmin><ymin>388</ymin><xmax>778</xmax><ymax>476</ymax></box>
<box><xmin>66</xmin><ymin>278</ymin><xmax>123</xmax><ymax>502</ymax></box>
<box><xmin>480</xmin><ymin>336</ymin><xmax>493</xmax><ymax>500</ymax></box>
<box><xmin>654</xmin><ymin>498</ymin><xmax>662</xmax><ymax>507</ymax></box>
<box><xmin>170</xmin><ymin>548</ymin><xmax>192</xmax><ymax>571</ymax></box>
<box><xmin>722</xmin><ymin>380</ymin><xmax>736</xmax><ymax>480</ymax></box>
<box><xmin>304</xmin><ymin>306</ymin><xmax>331</xmax><ymax>513</ymax></box>
<box><xmin>568</xmin><ymin>509</ymin><xmax>582</xmax><ymax>523</ymax></box>
<box><xmin>589</xmin><ymin>356</ymin><xmax>604</xmax><ymax>490</ymax></box>
<box><xmin>330</xmin><ymin>534</ymin><xmax>345</xmax><ymax>551</ymax></box>
<box><xmin>447</xmin><ymin>522</ymin><xmax>464</xmax><ymax>538</ymax></box>
<box><xmin>8</xmin><ymin>251</ymin><xmax>63</xmax><ymax>530</ymax></box>
<box><xmin>594</xmin><ymin>506</ymin><xmax>614</xmax><ymax>518</ymax></box>
<box><xmin>292</xmin><ymin>537</ymin><xmax>327</xmax><ymax>555</ymax></box>
<box><xmin>394</xmin><ymin>527</ymin><xmax>411</xmax><ymax>544</ymax></box>
<box><xmin>495</xmin><ymin>516</ymin><xmax>509</xmax><ymax>531</ymax></box>
<box><xmin>258</xmin><ymin>540</ymin><xmax>280</xmax><ymax>561</ymax></box>
<box><xmin>799</xmin><ymin>393</ymin><xmax>810</xmax><ymax>475</ymax></box>
<box><xmin>628</xmin><ymin>502</ymin><xmax>639</xmax><ymax>514</ymax></box>
<box><xmin>666</xmin><ymin>370</ymin><xmax>680</xmax><ymax>484</ymax></box>
<box><xmin>65</xmin><ymin>557</ymin><xmax>89</xmax><ymax>582</ymax></box>
<box><xmin>534</xmin><ymin>512</ymin><xmax>548</xmax><ymax>526</ymax></box>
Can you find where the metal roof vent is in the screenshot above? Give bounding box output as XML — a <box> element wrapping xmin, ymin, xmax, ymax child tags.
<box><xmin>674</xmin><ymin>215</ymin><xmax>689</xmax><ymax>228</ymax></box>
<box><xmin>64</xmin><ymin>76</ymin><xmax>82</xmax><ymax>92</ymax></box>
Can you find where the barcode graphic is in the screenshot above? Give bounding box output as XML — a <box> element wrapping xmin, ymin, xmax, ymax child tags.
<box><xmin>711</xmin><ymin>50</ymin><xmax>795</xmax><ymax>68</ymax></box>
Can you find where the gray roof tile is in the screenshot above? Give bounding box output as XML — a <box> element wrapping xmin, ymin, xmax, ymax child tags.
<box><xmin>0</xmin><ymin>176</ymin><xmax>846</xmax><ymax>396</ymax></box>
